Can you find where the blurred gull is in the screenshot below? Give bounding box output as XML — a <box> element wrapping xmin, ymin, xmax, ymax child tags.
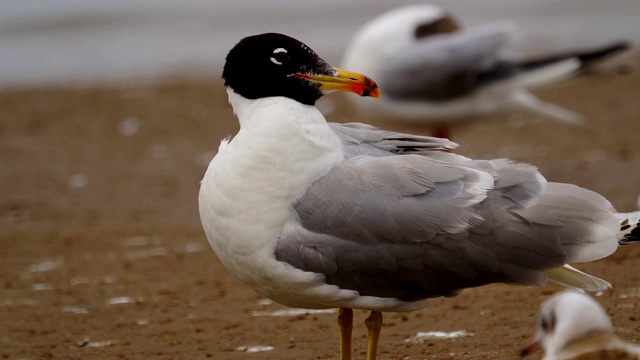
<box><xmin>200</xmin><ymin>33</ymin><xmax>640</xmax><ymax>360</ymax></box>
<box><xmin>341</xmin><ymin>4</ymin><xmax>629</xmax><ymax>137</ymax></box>
<box><xmin>522</xmin><ymin>291</ymin><xmax>640</xmax><ymax>359</ymax></box>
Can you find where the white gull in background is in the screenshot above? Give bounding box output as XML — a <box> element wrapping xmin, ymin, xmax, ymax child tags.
<box><xmin>341</xmin><ymin>4</ymin><xmax>629</xmax><ymax>136</ymax></box>
<box><xmin>198</xmin><ymin>33</ymin><xmax>640</xmax><ymax>360</ymax></box>
<box><xmin>521</xmin><ymin>291</ymin><xmax>640</xmax><ymax>359</ymax></box>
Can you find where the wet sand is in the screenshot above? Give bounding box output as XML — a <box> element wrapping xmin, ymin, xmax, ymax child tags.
<box><xmin>1</xmin><ymin>69</ymin><xmax>640</xmax><ymax>359</ymax></box>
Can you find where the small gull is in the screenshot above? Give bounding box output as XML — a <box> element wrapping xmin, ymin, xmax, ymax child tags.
<box><xmin>521</xmin><ymin>291</ymin><xmax>640</xmax><ymax>359</ymax></box>
<box><xmin>199</xmin><ymin>33</ymin><xmax>640</xmax><ymax>360</ymax></box>
<box><xmin>341</xmin><ymin>4</ymin><xmax>629</xmax><ymax>137</ymax></box>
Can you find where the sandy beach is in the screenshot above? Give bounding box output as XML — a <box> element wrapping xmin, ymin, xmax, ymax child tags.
<box><xmin>1</xmin><ymin>67</ymin><xmax>640</xmax><ymax>359</ymax></box>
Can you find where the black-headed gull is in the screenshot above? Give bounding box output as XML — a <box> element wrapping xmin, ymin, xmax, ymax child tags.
<box><xmin>199</xmin><ymin>32</ymin><xmax>639</xmax><ymax>360</ymax></box>
<box><xmin>341</xmin><ymin>4</ymin><xmax>629</xmax><ymax>137</ymax></box>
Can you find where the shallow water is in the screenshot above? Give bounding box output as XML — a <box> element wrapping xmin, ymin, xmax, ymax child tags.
<box><xmin>1</xmin><ymin>0</ymin><xmax>639</xmax><ymax>87</ymax></box>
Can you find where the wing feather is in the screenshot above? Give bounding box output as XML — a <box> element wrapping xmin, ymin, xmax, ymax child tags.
<box><xmin>381</xmin><ymin>24</ymin><xmax>509</xmax><ymax>101</ymax></box>
<box><xmin>275</xmin><ymin>149</ymin><xmax>619</xmax><ymax>301</ymax></box>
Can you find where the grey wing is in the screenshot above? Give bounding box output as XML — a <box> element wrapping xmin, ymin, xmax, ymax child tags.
<box><xmin>381</xmin><ymin>24</ymin><xmax>510</xmax><ymax>101</ymax></box>
<box><xmin>275</xmin><ymin>155</ymin><xmax>584</xmax><ymax>302</ymax></box>
<box><xmin>329</xmin><ymin>122</ymin><xmax>458</xmax><ymax>158</ymax></box>
<box><xmin>475</xmin><ymin>159</ymin><xmax>618</xmax><ymax>263</ymax></box>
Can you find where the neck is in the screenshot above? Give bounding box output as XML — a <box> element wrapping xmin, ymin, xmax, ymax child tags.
<box><xmin>234</xmin><ymin>90</ymin><xmax>340</xmax><ymax>180</ymax></box>
<box><xmin>199</xmin><ymin>89</ymin><xmax>343</xmax><ymax>258</ymax></box>
<box><xmin>227</xmin><ymin>88</ymin><xmax>321</xmax><ymax>127</ymax></box>
<box><xmin>211</xmin><ymin>88</ymin><xmax>346</xmax><ymax>207</ymax></box>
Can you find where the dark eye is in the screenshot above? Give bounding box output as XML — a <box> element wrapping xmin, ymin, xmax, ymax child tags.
<box><xmin>540</xmin><ymin>312</ymin><xmax>555</xmax><ymax>332</ymax></box>
<box><xmin>270</xmin><ymin>48</ymin><xmax>290</xmax><ymax>65</ymax></box>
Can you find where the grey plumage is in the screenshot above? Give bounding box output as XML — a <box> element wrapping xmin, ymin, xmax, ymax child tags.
<box><xmin>329</xmin><ymin>122</ymin><xmax>457</xmax><ymax>156</ymax></box>
<box><xmin>381</xmin><ymin>25</ymin><xmax>629</xmax><ymax>103</ymax></box>
<box><xmin>381</xmin><ymin>25</ymin><xmax>509</xmax><ymax>102</ymax></box>
<box><xmin>274</xmin><ymin>125</ymin><xmax>623</xmax><ymax>302</ymax></box>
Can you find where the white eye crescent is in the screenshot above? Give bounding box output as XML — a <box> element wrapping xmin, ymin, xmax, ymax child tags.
<box><xmin>270</xmin><ymin>48</ymin><xmax>289</xmax><ymax>65</ymax></box>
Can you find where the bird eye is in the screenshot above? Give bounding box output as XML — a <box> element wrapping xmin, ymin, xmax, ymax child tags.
<box><xmin>270</xmin><ymin>48</ymin><xmax>290</xmax><ymax>65</ymax></box>
<box><xmin>540</xmin><ymin>312</ymin><xmax>556</xmax><ymax>332</ymax></box>
<box><xmin>540</xmin><ymin>317</ymin><xmax>549</xmax><ymax>331</ymax></box>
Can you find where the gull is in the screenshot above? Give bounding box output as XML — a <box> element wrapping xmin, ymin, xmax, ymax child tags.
<box><xmin>198</xmin><ymin>32</ymin><xmax>640</xmax><ymax>360</ymax></box>
<box><xmin>341</xmin><ymin>4</ymin><xmax>629</xmax><ymax>137</ymax></box>
<box><xmin>521</xmin><ymin>291</ymin><xmax>640</xmax><ymax>359</ymax></box>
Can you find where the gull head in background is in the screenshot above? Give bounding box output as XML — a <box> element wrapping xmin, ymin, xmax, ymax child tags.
<box><xmin>522</xmin><ymin>291</ymin><xmax>640</xmax><ymax>359</ymax></box>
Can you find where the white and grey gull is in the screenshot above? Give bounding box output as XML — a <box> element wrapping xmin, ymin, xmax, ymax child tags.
<box><xmin>521</xmin><ymin>291</ymin><xmax>640</xmax><ymax>360</ymax></box>
<box><xmin>341</xmin><ymin>4</ymin><xmax>629</xmax><ymax>137</ymax></box>
<box><xmin>198</xmin><ymin>32</ymin><xmax>640</xmax><ymax>360</ymax></box>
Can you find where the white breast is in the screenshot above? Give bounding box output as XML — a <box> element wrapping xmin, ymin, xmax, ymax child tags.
<box><xmin>198</xmin><ymin>90</ymin><xmax>346</xmax><ymax>306</ymax></box>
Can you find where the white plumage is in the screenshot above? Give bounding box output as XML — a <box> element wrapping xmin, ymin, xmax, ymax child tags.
<box><xmin>522</xmin><ymin>291</ymin><xmax>640</xmax><ymax>359</ymax></box>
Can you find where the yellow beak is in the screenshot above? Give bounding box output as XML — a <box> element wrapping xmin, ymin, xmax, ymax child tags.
<box><xmin>295</xmin><ymin>67</ymin><xmax>381</xmax><ymax>98</ymax></box>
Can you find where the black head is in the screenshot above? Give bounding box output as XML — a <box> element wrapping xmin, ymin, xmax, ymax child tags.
<box><xmin>223</xmin><ymin>33</ymin><xmax>380</xmax><ymax>106</ymax></box>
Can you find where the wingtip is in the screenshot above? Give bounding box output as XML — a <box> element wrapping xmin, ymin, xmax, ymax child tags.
<box><xmin>617</xmin><ymin>211</ymin><xmax>640</xmax><ymax>245</ymax></box>
<box><xmin>577</xmin><ymin>41</ymin><xmax>632</xmax><ymax>66</ymax></box>
<box><xmin>547</xmin><ymin>265</ymin><xmax>611</xmax><ymax>292</ymax></box>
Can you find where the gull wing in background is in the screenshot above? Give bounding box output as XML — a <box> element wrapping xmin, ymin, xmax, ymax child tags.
<box><xmin>340</xmin><ymin>4</ymin><xmax>631</xmax><ymax>134</ymax></box>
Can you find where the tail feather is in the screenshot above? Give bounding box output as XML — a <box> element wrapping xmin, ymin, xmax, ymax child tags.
<box><xmin>547</xmin><ymin>265</ymin><xmax>611</xmax><ymax>292</ymax></box>
<box><xmin>617</xmin><ymin>211</ymin><xmax>640</xmax><ymax>245</ymax></box>
<box><xmin>547</xmin><ymin>210</ymin><xmax>639</xmax><ymax>292</ymax></box>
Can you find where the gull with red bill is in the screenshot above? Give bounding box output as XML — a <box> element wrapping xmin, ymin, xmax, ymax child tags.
<box><xmin>199</xmin><ymin>32</ymin><xmax>640</xmax><ymax>360</ymax></box>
